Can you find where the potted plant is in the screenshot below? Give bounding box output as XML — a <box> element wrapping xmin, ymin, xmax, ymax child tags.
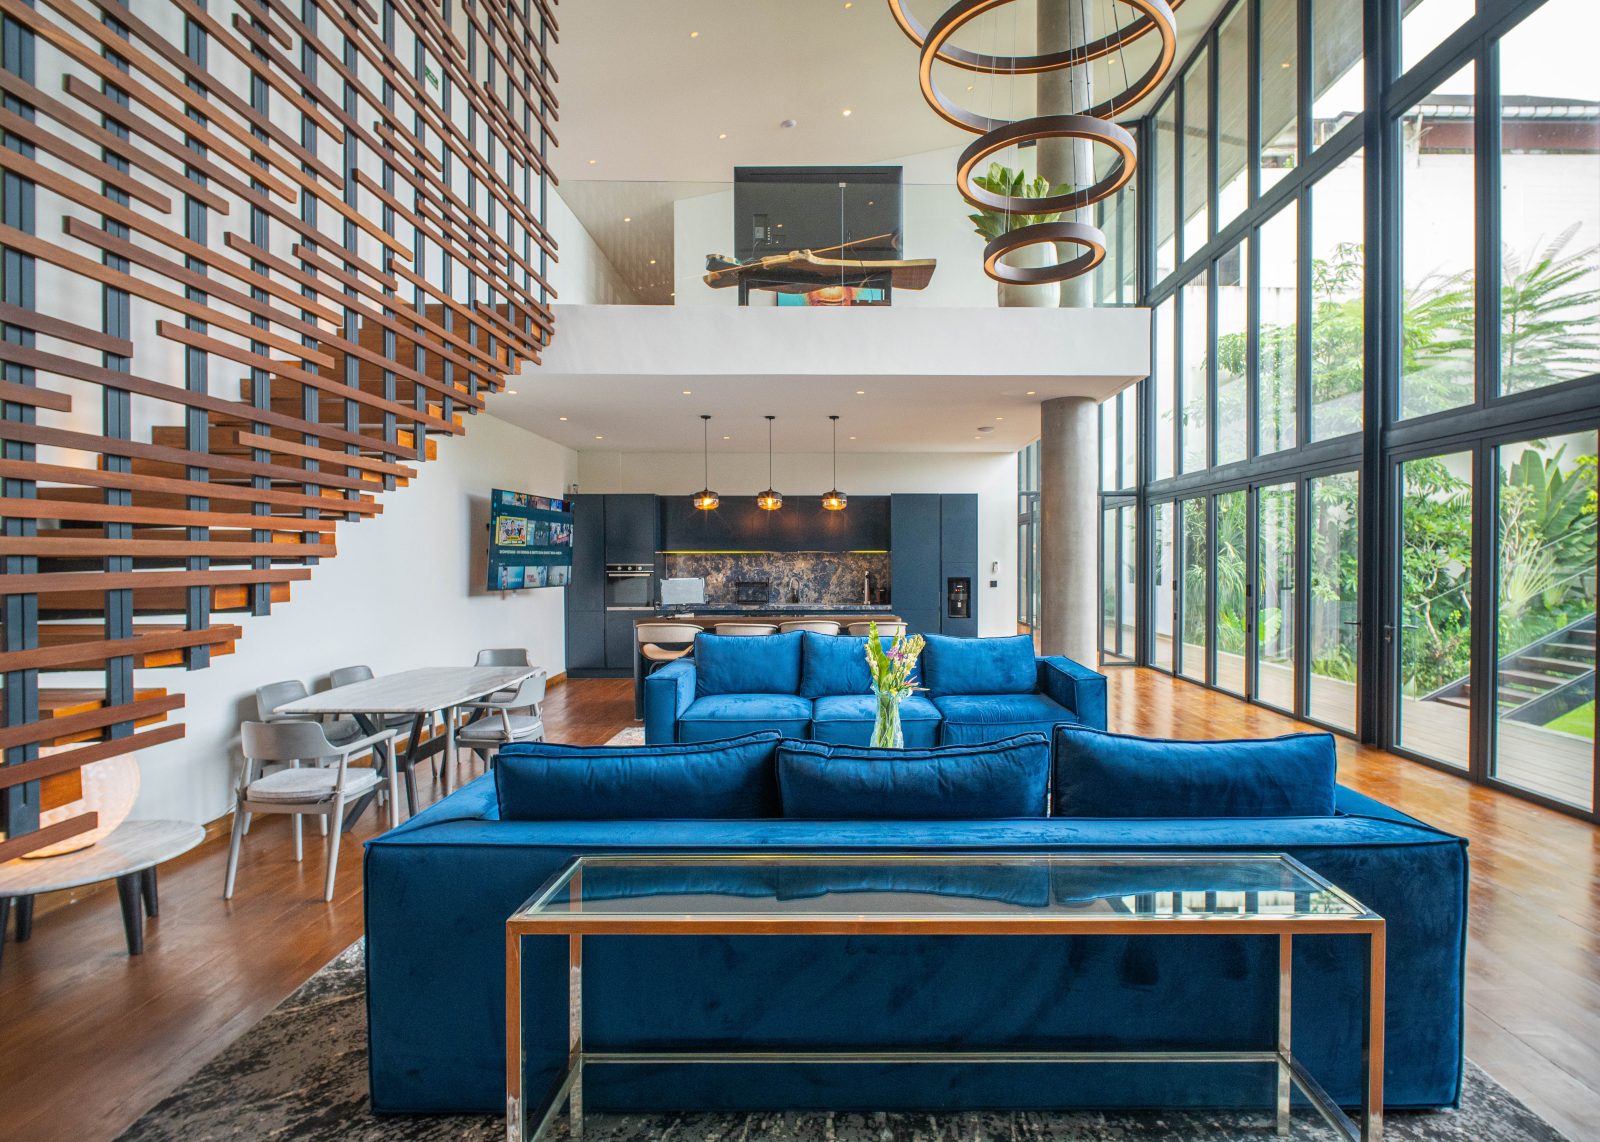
<box><xmin>968</xmin><ymin>163</ymin><xmax>1071</xmax><ymax>307</ymax></box>
<box><xmin>864</xmin><ymin>622</ymin><xmax>928</xmax><ymax>748</ymax></box>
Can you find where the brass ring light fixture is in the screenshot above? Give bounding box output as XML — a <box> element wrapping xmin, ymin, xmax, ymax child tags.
<box><xmin>889</xmin><ymin>0</ymin><xmax>1179</xmax><ymax>284</ymax></box>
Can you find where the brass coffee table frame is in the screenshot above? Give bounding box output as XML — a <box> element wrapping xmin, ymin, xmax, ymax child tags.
<box><xmin>505</xmin><ymin>853</ymin><xmax>1385</xmax><ymax>1142</ymax></box>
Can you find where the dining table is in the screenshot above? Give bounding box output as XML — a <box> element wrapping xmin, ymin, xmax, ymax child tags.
<box><xmin>273</xmin><ymin>665</ymin><xmax>539</xmax><ymax>828</ymax></box>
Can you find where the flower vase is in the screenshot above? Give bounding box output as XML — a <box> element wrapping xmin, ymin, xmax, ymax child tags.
<box><xmin>871</xmin><ymin>688</ymin><xmax>905</xmax><ymax>748</ymax></box>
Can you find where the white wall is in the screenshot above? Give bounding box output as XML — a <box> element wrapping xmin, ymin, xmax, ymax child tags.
<box><xmin>548</xmin><ymin>186</ymin><xmax>641</xmax><ymax>306</ymax></box>
<box><xmin>122</xmin><ymin>415</ymin><xmax>577</xmax><ymax>826</ymax></box>
<box><xmin>576</xmin><ymin>449</ymin><xmax>1019</xmax><ymax>637</ymax></box>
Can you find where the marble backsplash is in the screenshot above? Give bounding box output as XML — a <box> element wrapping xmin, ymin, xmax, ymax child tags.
<box><xmin>663</xmin><ymin>551</ymin><xmax>892</xmax><ymax>608</ymax></box>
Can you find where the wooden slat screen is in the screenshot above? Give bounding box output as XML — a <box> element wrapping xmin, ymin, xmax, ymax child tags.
<box><xmin>0</xmin><ymin>0</ymin><xmax>558</xmax><ymax>858</ymax></box>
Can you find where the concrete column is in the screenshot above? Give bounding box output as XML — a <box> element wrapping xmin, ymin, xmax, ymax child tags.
<box><xmin>1039</xmin><ymin>395</ymin><xmax>1099</xmax><ymax>665</ymax></box>
<box><xmin>1037</xmin><ymin>0</ymin><xmax>1096</xmax><ymax>309</ymax></box>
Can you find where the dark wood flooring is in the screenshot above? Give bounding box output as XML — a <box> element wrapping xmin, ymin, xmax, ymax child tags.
<box><xmin>0</xmin><ymin>671</ymin><xmax>1594</xmax><ymax>1141</ymax></box>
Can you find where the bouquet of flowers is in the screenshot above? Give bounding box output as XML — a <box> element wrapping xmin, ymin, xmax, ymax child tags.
<box><xmin>863</xmin><ymin>621</ymin><xmax>927</xmax><ymax>748</ymax></box>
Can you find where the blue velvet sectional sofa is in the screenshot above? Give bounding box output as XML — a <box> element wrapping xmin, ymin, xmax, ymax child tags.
<box><xmin>643</xmin><ymin>631</ymin><xmax>1107</xmax><ymax>746</ymax></box>
<box><xmin>365</xmin><ymin>727</ymin><xmax>1468</xmax><ymax>1118</ymax></box>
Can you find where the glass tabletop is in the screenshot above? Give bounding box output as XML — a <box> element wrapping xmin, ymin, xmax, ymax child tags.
<box><xmin>510</xmin><ymin>852</ymin><xmax>1374</xmax><ymax>924</ymax></box>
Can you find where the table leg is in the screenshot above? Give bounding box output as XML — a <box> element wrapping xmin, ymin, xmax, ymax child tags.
<box><xmin>0</xmin><ymin>896</ymin><xmax>9</xmax><ymax>970</ymax></box>
<box><xmin>1277</xmin><ymin>932</ymin><xmax>1291</xmax><ymax>1136</ymax></box>
<box><xmin>16</xmin><ymin>894</ymin><xmax>34</xmax><ymax>941</ymax></box>
<box><xmin>141</xmin><ymin>868</ymin><xmax>159</xmax><ymax>919</ymax></box>
<box><xmin>1364</xmin><ymin>924</ymin><xmax>1387</xmax><ymax>1141</ymax></box>
<box><xmin>443</xmin><ymin>704</ymin><xmax>458</xmax><ymax>796</ymax></box>
<box><xmin>506</xmin><ymin>928</ymin><xmax>522</xmax><ymax>1142</ymax></box>
<box><xmin>570</xmin><ymin>931</ymin><xmax>583</xmax><ymax>1142</ymax></box>
<box><xmin>116</xmin><ymin>873</ymin><xmax>144</xmax><ymax>955</ymax></box>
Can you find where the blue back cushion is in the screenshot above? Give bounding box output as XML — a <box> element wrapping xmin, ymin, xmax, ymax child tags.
<box><xmin>695</xmin><ymin>632</ymin><xmax>804</xmax><ymax>697</ymax></box>
<box><xmin>777</xmin><ymin>734</ymin><xmax>1050</xmax><ymax>819</ymax></box>
<box><xmin>1053</xmin><ymin>726</ymin><xmax>1338</xmax><ymax>818</ymax></box>
<box><xmin>921</xmin><ymin>633</ymin><xmax>1038</xmax><ymax>697</ymax></box>
<box><xmin>799</xmin><ymin>632</ymin><xmax>917</xmax><ymax>698</ymax></box>
<box><xmin>495</xmin><ymin>732</ymin><xmax>781</xmax><ymax>819</ymax></box>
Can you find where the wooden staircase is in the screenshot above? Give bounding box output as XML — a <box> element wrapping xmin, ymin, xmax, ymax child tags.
<box><xmin>1426</xmin><ymin>615</ymin><xmax>1596</xmax><ymax>720</ymax></box>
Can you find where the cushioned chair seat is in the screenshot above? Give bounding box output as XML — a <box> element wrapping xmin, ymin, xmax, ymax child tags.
<box><xmin>245</xmin><ymin>765</ymin><xmax>379</xmax><ymax>803</ymax></box>
<box><xmin>933</xmin><ymin>692</ymin><xmax>1078</xmax><ymax>744</ymax></box>
<box><xmin>810</xmin><ymin>694</ymin><xmax>942</xmax><ymax>747</ymax></box>
<box><xmin>458</xmin><ymin>714</ymin><xmax>545</xmax><ymax>742</ymax></box>
<box><xmin>678</xmin><ymin>694</ymin><xmax>814</xmax><ymax>742</ymax></box>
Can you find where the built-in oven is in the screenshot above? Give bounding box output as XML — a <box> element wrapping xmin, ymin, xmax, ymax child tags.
<box><xmin>605</xmin><ymin>563</ymin><xmax>654</xmax><ymax>611</ymax></box>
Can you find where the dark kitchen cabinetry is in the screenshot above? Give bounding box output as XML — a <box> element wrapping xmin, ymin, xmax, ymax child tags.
<box><xmin>889</xmin><ymin>493</ymin><xmax>978</xmax><ymax>637</ymax></box>
<box><xmin>566</xmin><ymin>493</ymin><xmax>660</xmax><ymax>677</ymax></box>
<box><xmin>890</xmin><ymin>494</ymin><xmax>942</xmax><ymax>637</ymax></box>
<box><xmin>660</xmin><ymin>495</ymin><xmax>889</xmax><ymax>552</ymax></box>
<box><xmin>940</xmin><ymin>493</ymin><xmax>979</xmax><ymax>637</ymax></box>
<box><xmin>603</xmin><ymin>494</ymin><xmax>660</xmax><ymax>564</ymax></box>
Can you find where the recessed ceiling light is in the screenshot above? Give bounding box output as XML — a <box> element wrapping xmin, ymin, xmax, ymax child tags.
<box><xmin>681</xmin><ymin>389</ymin><xmax>692</xmax><ymax>395</ymax></box>
<box><xmin>1281</xmin><ymin>60</ymin><xmax>1292</xmax><ymax>69</ymax></box>
<box><xmin>505</xmin><ymin>389</ymin><xmax>517</xmax><ymax>395</ymax></box>
<box><xmin>966</xmin><ymin>84</ymin><xmax>975</xmax><ymax>92</ymax></box>
<box><xmin>690</xmin><ymin>30</ymin><xmax>699</xmax><ymax>38</ymax></box>
<box><xmin>1026</xmin><ymin>390</ymin><xmax>1037</xmax><ymax>396</ymax></box>
<box><xmin>844</xmin><ymin>1</ymin><xmax>853</xmax><ymax>7</ymax></box>
<box><xmin>781</xmin><ymin>118</ymin><xmax>798</xmax><ymax>129</ymax></box>
<box><xmin>587</xmin><ymin>158</ymin><xmax>597</xmax><ymax>165</ymax></box>
<box><xmin>849</xmin><ymin>435</ymin><xmax>857</xmax><ymax>441</ymax></box>
<box><xmin>559</xmin><ymin>416</ymin><xmax>568</xmax><ymax>421</ymax></box>
<box><xmin>842</xmin><ymin>108</ymin><xmax>852</xmax><ymax>117</ymax></box>
<box><xmin>855</xmin><ymin>389</ymin><xmax>865</xmax><ymax>395</ymax></box>
<box><xmin>722</xmin><ymin>434</ymin><xmax>731</xmax><ymax>440</ymax></box>
<box><xmin>648</xmin><ymin>258</ymin><xmax>657</xmax><ymax>265</ymax></box>
<box><xmin>623</xmin><ymin>216</ymin><xmax>632</xmax><ymax>222</ymax></box>
<box><xmin>595</xmin><ymin>435</ymin><xmax>604</xmax><ymax>440</ymax></box>
<box><xmin>718</xmin><ymin>132</ymin><xmax>728</xmax><ymax>140</ymax></box>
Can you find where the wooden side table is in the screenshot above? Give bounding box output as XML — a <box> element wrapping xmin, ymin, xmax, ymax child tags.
<box><xmin>0</xmin><ymin>819</ymin><xmax>204</xmax><ymax>969</ymax></box>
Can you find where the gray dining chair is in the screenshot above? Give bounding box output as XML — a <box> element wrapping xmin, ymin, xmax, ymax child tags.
<box><xmin>473</xmin><ymin>648</ymin><xmax>532</xmax><ymax>707</ymax></box>
<box><xmin>457</xmin><ymin>670</ymin><xmax>548</xmax><ymax>771</ymax></box>
<box><xmin>328</xmin><ymin>665</ymin><xmax>416</xmax><ymax>733</ymax></box>
<box><xmin>257</xmin><ymin>679</ymin><xmax>362</xmax><ymax>746</ymax></box>
<box><xmin>225</xmin><ymin>720</ymin><xmax>399</xmax><ymax>902</ymax></box>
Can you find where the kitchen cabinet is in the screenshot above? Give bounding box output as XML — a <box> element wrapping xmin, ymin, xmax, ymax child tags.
<box><xmin>603</xmin><ymin>494</ymin><xmax>660</xmax><ymax>564</ymax></box>
<box><xmin>940</xmin><ymin>494</ymin><xmax>979</xmax><ymax>636</ymax></box>
<box><xmin>890</xmin><ymin>493</ymin><xmax>942</xmax><ymax>636</ymax></box>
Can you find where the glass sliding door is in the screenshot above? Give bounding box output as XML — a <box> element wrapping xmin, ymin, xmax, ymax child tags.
<box><xmin>1396</xmin><ymin>452</ymin><xmax>1474</xmax><ymax>769</ymax></box>
<box><xmin>1102</xmin><ymin>507</ymin><xmax>1121</xmax><ymax>660</ymax></box>
<box><xmin>1101</xmin><ymin>503</ymin><xmax>1138</xmax><ymax>664</ymax></box>
<box><xmin>1257</xmin><ymin>483</ymin><xmax>1297</xmax><ymax>712</ymax></box>
<box><xmin>1215</xmin><ymin>490</ymin><xmax>1249</xmax><ymax>695</ymax></box>
<box><xmin>1180</xmin><ymin>497</ymin><xmax>1209</xmax><ymax>682</ymax></box>
<box><xmin>1154</xmin><ymin>502</ymin><xmax>1177</xmax><ymax>672</ymax></box>
<box><xmin>1308</xmin><ymin>471</ymin><xmax>1361</xmax><ymax>731</ymax></box>
<box><xmin>1492</xmin><ymin>433</ymin><xmax>1598</xmax><ymax>809</ymax></box>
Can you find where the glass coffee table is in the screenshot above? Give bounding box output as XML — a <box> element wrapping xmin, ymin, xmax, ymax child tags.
<box><xmin>505</xmin><ymin>853</ymin><xmax>1385</xmax><ymax>1142</ymax></box>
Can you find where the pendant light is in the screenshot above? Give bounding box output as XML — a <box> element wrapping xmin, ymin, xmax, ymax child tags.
<box><xmin>756</xmin><ymin>415</ymin><xmax>783</xmax><ymax>511</ymax></box>
<box><xmin>821</xmin><ymin>415</ymin><xmax>847</xmax><ymax>511</ymax></box>
<box><xmin>692</xmin><ymin>414</ymin><xmax>719</xmax><ymax>510</ymax></box>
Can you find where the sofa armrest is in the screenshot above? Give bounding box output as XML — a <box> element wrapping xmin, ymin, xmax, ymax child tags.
<box><xmin>1037</xmin><ymin>655</ymin><xmax>1108</xmax><ymax>730</ymax></box>
<box><xmin>643</xmin><ymin>659</ymin><xmax>696</xmax><ymax>744</ymax></box>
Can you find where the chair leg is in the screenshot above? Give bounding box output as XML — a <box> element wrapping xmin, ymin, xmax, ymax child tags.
<box><xmin>323</xmin><ymin>803</ymin><xmax>343</xmax><ymax>902</ymax></box>
<box><xmin>224</xmin><ymin>806</ymin><xmax>247</xmax><ymax>899</ymax></box>
<box><xmin>293</xmin><ymin>813</ymin><xmax>303</xmax><ymax>862</ymax></box>
<box><xmin>318</xmin><ymin>813</ymin><xmax>328</xmax><ymax>836</ymax></box>
<box><xmin>242</xmin><ymin>811</ymin><xmax>252</xmax><ymax>835</ymax></box>
<box><xmin>386</xmin><ymin>764</ymin><xmax>401</xmax><ymax>830</ymax></box>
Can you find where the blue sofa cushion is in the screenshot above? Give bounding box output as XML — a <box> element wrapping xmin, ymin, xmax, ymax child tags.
<box><xmin>933</xmin><ymin>692</ymin><xmax>1077</xmax><ymax>744</ymax></box>
<box><xmin>921</xmin><ymin>633</ymin><xmax>1038</xmax><ymax>697</ymax></box>
<box><xmin>777</xmin><ymin>734</ymin><xmax>1051</xmax><ymax>819</ymax></box>
<box><xmin>694</xmin><ymin>632</ymin><xmax>803</xmax><ymax>697</ymax></box>
<box><xmin>810</xmin><ymin>694</ymin><xmax>942</xmax><ymax>748</ymax></box>
<box><xmin>678</xmin><ymin>694</ymin><xmax>814</xmax><ymax>743</ymax></box>
<box><xmin>494</xmin><ymin>732</ymin><xmax>782</xmax><ymax>819</ymax></box>
<box><xmin>1054</xmin><ymin>726</ymin><xmax>1339</xmax><ymax>818</ymax></box>
<box><xmin>799</xmin><ymin>632</ymin><xmax>917</xmax><ymax>698</ymax></box>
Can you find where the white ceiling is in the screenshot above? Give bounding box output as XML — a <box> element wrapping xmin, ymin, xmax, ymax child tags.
<box><xmin>553</xmin><ymin>0</ymin><xmax>1223</xmax><ymax>302</ymax></box>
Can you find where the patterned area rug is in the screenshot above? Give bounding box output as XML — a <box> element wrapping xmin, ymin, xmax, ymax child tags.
<box><xmin>117</xmin><ymin>940</ymin><xmax>1565</xmax><ymax>1141</ymax></box>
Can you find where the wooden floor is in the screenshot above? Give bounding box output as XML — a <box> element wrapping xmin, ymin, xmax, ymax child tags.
<box><xmin>0</xmin><ymin>671</ymin><xmax>1596</xmax><ymax>1141</ymax></box>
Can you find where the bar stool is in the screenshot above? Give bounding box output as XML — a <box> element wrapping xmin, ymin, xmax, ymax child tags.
<box><xmin>779</xmin><ymin>620</ymin><xmax>841</xmax><ymax>635</ymax></box>
<box><xmin>714</xmin><ymin>622</ymin><xmax>779</xmax><ymax>636</ymax></box>
<box><xmin>637</xmin><ymin>622</ymin><xmax>703</xmax><ymax>673</ymax></box>
<box><xmin>848</xmin><ymin>621</ymin><xmax>907</xmax><ymax>638</ymax></box>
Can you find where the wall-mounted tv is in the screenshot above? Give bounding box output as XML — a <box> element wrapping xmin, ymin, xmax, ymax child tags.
<box><xmin>486</xmin><ymin>488</ymin><xmax>573</xmax><ymax>591</ymax></box>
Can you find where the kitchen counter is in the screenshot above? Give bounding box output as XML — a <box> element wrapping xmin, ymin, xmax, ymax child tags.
<box><xmin>653</xmin><ymin>605</ymin><xmax>894</xmax><ymax>615</ymax></box>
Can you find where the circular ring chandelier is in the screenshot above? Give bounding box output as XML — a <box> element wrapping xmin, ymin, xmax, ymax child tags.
<box><xmin>891</xmin><ymin>0</ymin><xmax>1179</xmax><ymax>284</ymax></box>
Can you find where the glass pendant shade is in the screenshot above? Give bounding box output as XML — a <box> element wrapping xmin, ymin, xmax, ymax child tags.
<box><xmin>758</xmin><ymin>415</ymin><xmax>782</xmax><ymax>511</ymax></box>
<box><xmin>694</xmin><ymin>414</ymin><xmax>718</xmax><ymax>510</ymax></box>
<box><xmin>820</xmin><ymin>415</ymin><xmax>847</xmax><ymax>511</ymax></box>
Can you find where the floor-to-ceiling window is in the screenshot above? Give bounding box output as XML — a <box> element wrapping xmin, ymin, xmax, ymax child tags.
<box><xmin>1018</xmin><ymin>441</ymin><xmax>1040</xmax><ymax>636</ymax></box>
<box><xmin>1095</xmin><ymin>0</ymin><xmax>1600</xmax><ymax>820</ymax></box>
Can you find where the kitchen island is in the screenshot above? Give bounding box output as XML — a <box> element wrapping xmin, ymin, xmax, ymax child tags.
<box><xmin>629</xmin><ymin>610</ymin><xmax>901</xmax><ymax>718</ymax></box>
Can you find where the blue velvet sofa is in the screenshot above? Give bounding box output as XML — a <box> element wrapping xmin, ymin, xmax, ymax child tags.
<box><xmin>365</xmin><ymin>728</ymin><xmax>1468</xmax><ymax>1118</ymax></box>
<box><xmin>643</xmin><ymin>631</ymin><xmax>1107</xmax><ymax>746</ymax></box>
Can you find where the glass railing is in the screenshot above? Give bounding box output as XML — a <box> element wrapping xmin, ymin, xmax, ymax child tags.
<box><xmin>551</xmin><ymin>175</ymin><xmax>1138</xmax><ymax>310</ymax></box>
